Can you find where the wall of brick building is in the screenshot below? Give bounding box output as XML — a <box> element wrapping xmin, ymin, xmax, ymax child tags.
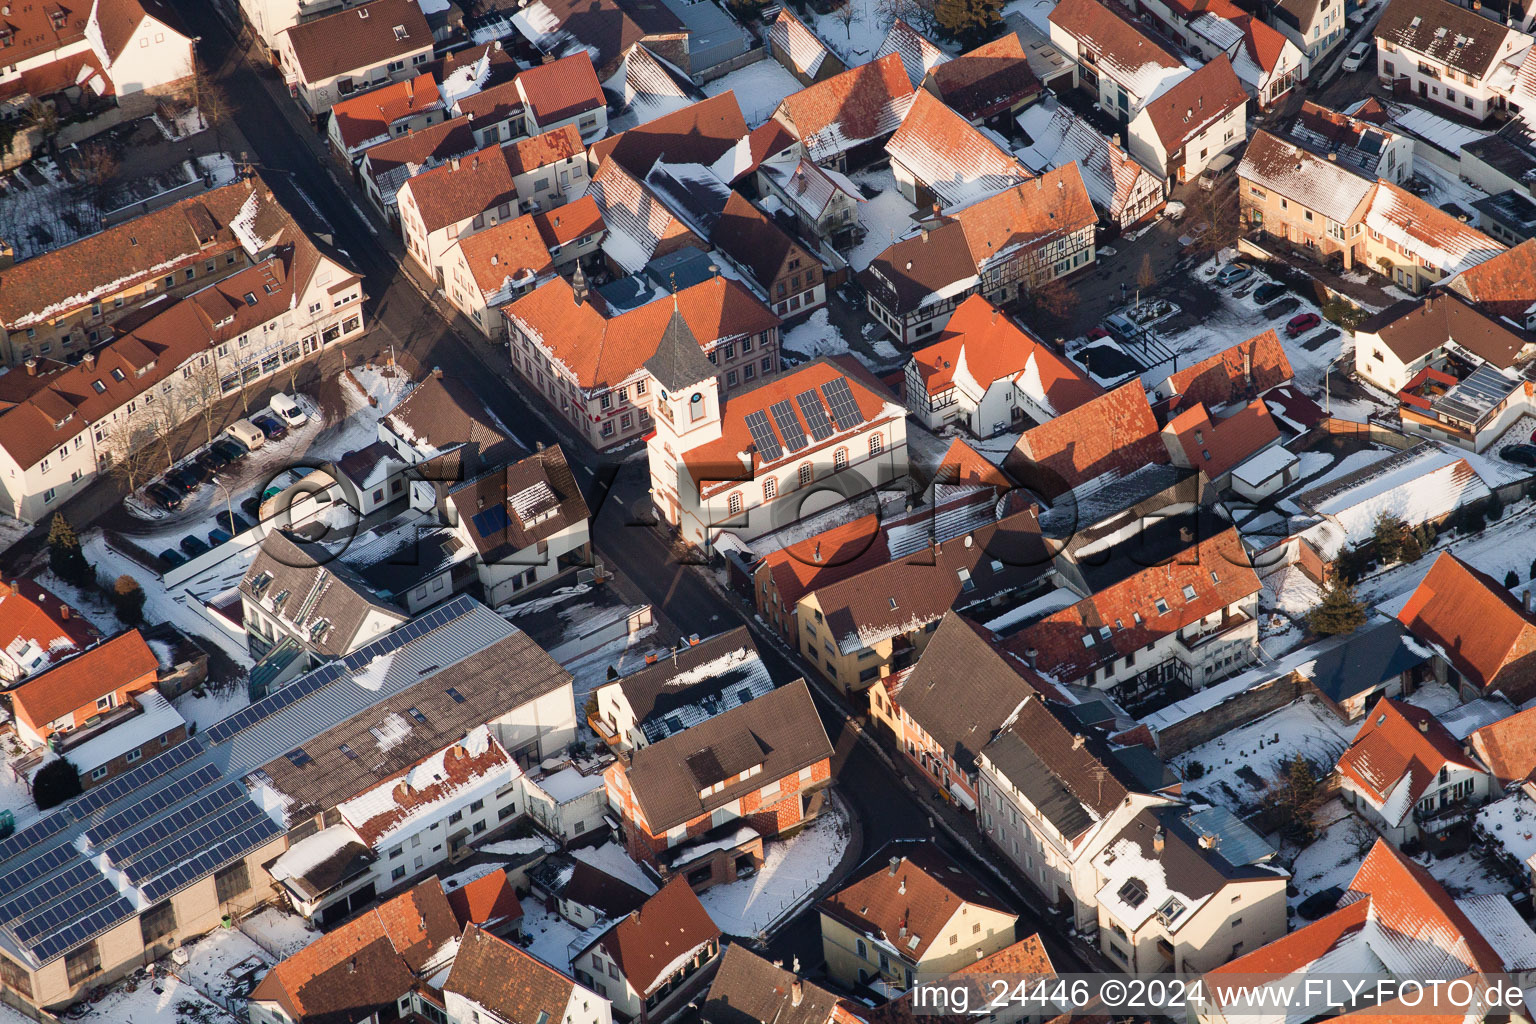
<box><xmin>78</xmin><ymin>724</ymin><xmax>190</xmax><ymax>790</ymax></box>
<box><xmin>1150</xmin><ymin>674</ymin><xmax>1303</xmax><ymax>758</ymax></box>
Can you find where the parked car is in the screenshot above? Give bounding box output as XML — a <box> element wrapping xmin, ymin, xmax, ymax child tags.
<box><xmin>1178</xmin><ymin>222</ymin><xmax>1210</xmax><ymax>248</ymax></box>
<box><xmin>1297</xmin><ymin>886</ymin><xmax>1344</xmax><ymax>921</ymax></box>
<box><xmin>252</xmin><ymin>414</ymin><xmax>287</xmax><ymax>441</ymax></box>
<box><xmin>1286</xmin><ymin>312</ymin><xmax>1322</xmax><ymax>337</ymax></box>
<box><xmin>208</xmin><ymin>527</ymin><xmax>234</xmax><ymax>547</ymax></box>
<box><xmin>241</xmin><ymin>495</ymin><xmax>263</xmax><ymax>522</ymax></box>
<box><xmin>270</xmin><ymin>393</ymin><xmax>308</xmax><ymax>428</ymax></box>
<box><xmin>179</xmin><ymin>535</ymin><xmax>211</xmax><ymax>557</ymax></box>
<box><xmin>196</xmin><ymin>450</ymin><xmax>228</xmax><ymax>475</ymax></box>
<box><xmin>1342</xmin><ymin>41</ymin><xmax>1373</xmax><ymax>72</ymax></box>
<box><xmin>1501</xmin><ymin>444</ymin><xmax>1536</xmax><ymax>468</ymax></box>
<box><xmin>145</xmin><ymin>483</ymin><xmax>183</xmax><ymax>512</ymax></box>
<box><xmin>159</xmin><ymin>548</ymin><xmax>188</xmax><ymax>568</ymax></box>
<box><xmin>1086</xmin><ymin>326</ymin><xmax>1110</xmax><ymax>341</ymax></box>
<box><xmin>211</xmin><ymin>438</ymin><xmax>247</xmax><ymax>463</ymax></box>
<box><xmin>1198</xmin><ymin>152</ymin><xmax>1236</xmax><ymax>191</ymax></box>
<box><xmin>167</xmin><ymin>466</ymin><xmax>203</xmax><ymax>493</ymax></box>
<box><xmin>1254</xmin><ymin>282</ymin><xmax>1288</xmax><ymax>305</ymax></box>
<box><xmin>1215</xmin><ymin>264</ymin><xmax>1253</xmax><ymax>286</ymax></box>
<box><xmin>216</xmin><ymin>510</ymin><xmax>252</xmax><ymax>535</ymax></box>
<box><xmin>226</xmin><ymin>420</ymin><xmax>267</xmax><ymax>450</ymax></box>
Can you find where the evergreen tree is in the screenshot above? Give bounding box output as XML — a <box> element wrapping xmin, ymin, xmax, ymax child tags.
<box><xmin>111</xmin><ymin>576</ymin><xmax>145</xmax><ymax>626</ymax></box>
<box><xmin>1400</xmin><ymin>528</ymin><xmax>1422</xmax><ymax>564</ymax></box>
<box><xmin>1487</xmin><ymin>491</ymin><xmax>1504</xmax><ymax>523</ymax></box>
<box><xmin>934</xmin><ymin>0</ymin><xmax>1001</xmax><ymax>42</ymax></box>
<box><xmin>1334</xmin><ymin>546</ymin><xmax>1366</xmax><ymax>586</ymax></box>
<box><xmin>46</xmin><ymin>513</ymin><xmax>87</xmax><ymax>586</ymax></box>
<box><xmin>1309</xmin><ymin>580</ymin><xmax>1367</xmax><ymax>636</ymax></box>
<box><xmin>1373</xmin><ymin>511</ymin><xmax>1406</xmax><ymax>565</ymax></box>
<box><xmin>1273</xmin><ymin>754</ymin><xmax>1324</xmax><ymax>845</ymax></box>
<box><xmin>33</xmin><ymin>758</ymin><xmax>81</xmax><ymax>811</ymax></box>
<box><xmin>1508</xmin><ymin>570</ymin><xmax>1521</xmax><ymax>590</ymax></box>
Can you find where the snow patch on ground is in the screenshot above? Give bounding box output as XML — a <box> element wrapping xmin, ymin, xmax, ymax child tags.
<box><xmin>697</xmin><ymin>797</ymin><xmax>850</xmax><ymax>938</ymax></box>
<box><xmin>1175</xmin><ymin>697</ymin><xmax>1354</xmax><ymax>816</ymax></box>
<box><xmin>849</xmin><ymin>166</ymin><xmax>917</xmax><ymax>272</ymax></box>
<box><xmin>518</xmin><ymin>894</ymin><xmax>588</xmax><ymax>970</ymax></box>
<box><xmin>239</xmin><ymin>908</ymin><xmax>322</xmax><ymax>960</ymax></box>
<box><xmin>782</xmin><ymin>309</ymin><xmax>852</xmax><ymax>358</ymax></box>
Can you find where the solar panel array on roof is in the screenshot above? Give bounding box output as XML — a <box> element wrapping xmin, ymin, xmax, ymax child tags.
<box><xmin>819</xmin><ymin>377</ymin><xmax>863</xmax><ymax>431</ymax></box>
<box><xmin>120</xmin><ymin>801</ymin><xmax>269</xmax><ymax>883</ymax></box>
<box><xmin>770</xmin><ymin>400</ymin><xmax>807</xmax><ymax>453</ymax></box>
<box><xmin>13</xmin><ymin>878</ymin><xmax>122</xmax><ymax>944</ymax></box>
<box><xmin>0</xmin><ymin>845</ymin><xmax>79</xmax><ymax>900</ymax></box>
<box><xmin>471</xmin><ymin>504</ymin><xmax>512</xmax><ymax>538</ymax></box>
<box><xmin>796</xmin><ymin>390</ymin><xmax>834</xmax><ymax>441</ymax></box>
<box><xmin>30</xmin><ymin>897</ymin><xmax>136</xmax><ymax>962</ymax></box>
<box><xmin>744</xmin><ymin>409</ymin><xmax>783</xmax><ymax>462</ymax></box>
<box><xmin>139</xmin><ymin>816</ymin><xmax>284</xmax><ymax>904</ymax></box>
<box><xmin>339</xmin><ymin>595</ymin><xmax>480</xmax><ymax>671</ymax></box>
<box><xmin>0</xmin><ymin>805</ymin><xmax>77</xmax><ymax>868</ymax></box>
<box><xmin>83</xmin><ymin>764</ymin><xmax>225</xmax><ymax>848</ymax></box>
<box><xmin>0</xmin><ymin>861</ymin><xmax>100</xmax><ymax>923</ymax></box>
<box><xmin>104</xmin><ymin>783</ymin><xmax>246</xmax><ymax>866</ymax></box>
<box><xmin>69</xmin><ymin>739</ymin><xmax>205</xmax><ymax>818</ymax></box>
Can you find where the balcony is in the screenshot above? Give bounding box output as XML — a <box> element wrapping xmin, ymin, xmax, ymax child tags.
<box><xmin>1177</xmin><ymin>611</ymin><xmax>1252</xmax><ymax>652</ymax></box>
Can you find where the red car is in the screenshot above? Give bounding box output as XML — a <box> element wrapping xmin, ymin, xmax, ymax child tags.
<box><xmin>1086</xmin><ymin>326</ymin><xmax>1110</xmax><ymax>341</ymax></box>
<box><xmin>1286</xmin><ymin>312</ymin><xmax>1321</xmax><ymax>337</ymax></box>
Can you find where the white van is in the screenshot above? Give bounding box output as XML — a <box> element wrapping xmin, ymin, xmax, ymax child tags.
<box><xmin>226</xmin><ymin>419</ymin><xmax>267</xmax><ymax>451</ymax></box>
<box><xmin>270</xmin><ymin>393</ymin><xmax>308</xmax><ymax>428</ymax></box>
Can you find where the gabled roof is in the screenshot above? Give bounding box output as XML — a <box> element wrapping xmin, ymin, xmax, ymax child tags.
<box><xmin>1374</xmin><ymin>0</ymin><xmax>1525</xmax><ymax>78</ymax></box>
<box><xmin>1357</xmin><ymin>291</ymin><xmax>1534</xmax><ymax>369</ymax></box>
<box><xmin>772</xmin><ymin>8</ymin><xmax>838</xmax><ymax>80</ymax></box>
<box><xmin>1003</xmin><ymin>380</ymin><xmax>1166</xmax><ymax>498</ymax></box>
<box><xmin>1164</xmin><ymin>329</ymin><xmax>1293</xmax><ymax>409</ymax></box>
<box><xmin>620</xmin><ymin>680</ymin><xmax>832</xmax><ymax>832</ymax></box>
<box><xmin>446</xmin><ymin>868</ymin><xmax>525</xmax><ymax>931</ymax></box>
<box><xmin>446</xmin><ymin>925</ymin><xmax>580</xmax><ymax>1023</ymax></box>
<box><xmin>241</xmin><ymin>532</ymin><xmax>409</xmax><ymax>658</ymax></box>
<box><xmin>1163</xmin><ymin>399</ymin><xmax>1280</xmax><ymax>478</ymax></box>
<box><xmin>1237</xmin><ymin>129</ymin><xmax>1376</xmax><ymax>224</ymax></box>
<box><xmin>1364</xmin><ymin>180</ymin><xmax>1506</xmax><ymax>277</ymax></box>
<box><xmin>1008</xmin><ymin>526</ymin><xmax>1261</xmax><ymax>682</ymax></box>
<box><xmin>610</xmin><ymin>626</ymin><xmax>773</xmax><ymax>739</ymax></box>
<box><xmin>281</xmin><ymin>0</ymin><xmax>429</xmax><ymax>84</ymax></box>
<box><xmin>1336</xmin><ymin>699</ymin><xmax>1483</xmax><ymax>825</ymax></box>
<box><xmin>1014</xmin><ymin>103</ymin><xmax>1163</xmax><ymax>223</ymax></box>
<box><xmin>1047</xmin><ymin>0</ymin><xmax>1188</xmax><ymax>100</ymax></box>
<box><xmin>453</xmin><ymin>213</ymin><xmax>554</xmax><ymax>304</ymax></box>
<box><xmin>758</xmin><ymin>512</ymin><xmax>891</xmax><ymax>612</ymax></box>
<box><xmin>885</xmin><ymin>91</ymin><xmax>1029</xmax><ymax>211</ymax></box>
<box><xmin>358</xmin><ymin>118</ymin><xmax>479</xmax><ymax>198</ymax></box>
<box><xmin>505</xmin><ymin>272</ymin><xmax>776</xmax><ymax>392</ymax></box>
<box><xmin>590</xmin><ymin>91</ymin><xmax>749</xmax><ymax>178</ymax></box>
<box><xmin>775</xmin><ymin>52</ymin><xmax>916</xmax><ymax>164</ymax></box>
<box><xmin>252</xmin><ymin>878</ymin><xmax>459</xmax><ymax>1024</ymax></box>
<box><xmin>1133</xmin><ymin>54</ymin><xmax>1247</xmax><ymax>153</ymax></box>
<box><xmin>400</xmin><ymin>143</ymin><xmax>516</xmax><ymax>233</ymax></box>
<box><xmin>516</xmin><ymin>52</ymin><xmax>604</xmax><ymax>125</ymax></box>
<box><xmin>385</xmin><ymin>373</ymin><xmax>519</xmax><ymax>466</ymax></box>
<box><xmin>701</xmin><ymin>945</ymin><xmax>844</xmax><ymax>1024</ymax></box>
<box><xmin>817</xmin><ymin>840</ymin><xmax>1014</xmax><ymax>962</ymax></box>
<box><xmin>875</xmin><ymin>18</ymin><xmax>950</xmax><ymax>88</ymax></box>
<box><xmin>533</xmin><ymin>194</ymin><xmax>605</xmax><ymax>249</ymax></box>
<box><xmin>928</xmin><ymin>34</ymin><xmax>1040</xmax><ymax>122</ymax></box>
<box><xmin>581</xmin><ymin>878</ymin><xmax>721</xmax><ymax>996</ymax></box>
<box><xmin>909</xmin><ymin>294</ymin><xmax>1101</xmax><ymax>413</ymax></box>
<box><xmin>1398</xmin><ymin>551</ymin><xmax>1536</xmax><ymax>700</ymax></box>
<box><xmin>10</xmin><ymin>629</ymin><xmax>157</xmax><ymax>727</ymax></box>
<box><xmin>588</xmin><ymin>158</ymin><xmax>708</xmax><ymax>274</ymax></box>
<box><xmin>897</xmin><ymin>613</ymin><xmax>1053</xmax><ymax>776</ymax></box>
<box><xmin>506</xmin><ymin>124</ymin><xmax>584</xmax><ymax>176</ymax></box>
<box><xmin>0</xmin><ymin>578</ymin><xmax>102</xmax><ymax>675</ymax></box>
<box><xmin>447</xmin><ymin>444</ymin><xmax>589</xmax><ymax>563</ymax></box>
<box><xmin>1467</xmin><ymin>704</ymin><xmax>1536</xmax><ymax>785</ymax></box>
<box><xmin>712</xmin><ymin>191</ymin><xmax>815</xmax><ymax>298</ymax></box>
<box><xmin>331</xmin><ymin>74</ymin><xmax>441</xmax><ymax>152</ymax></box>
<box><xmin>1443</xmin><ymin>236</ymin><xmax>1536</xmax><ymax>321</ymax></box>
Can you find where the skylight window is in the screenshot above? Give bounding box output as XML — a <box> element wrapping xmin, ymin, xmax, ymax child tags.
<box><xmin>446</xmin><ymin>687</ymin><xmax>466</xmax><ymax>703</ymax></box>
<box><xmin>285</xmin><ymin>747</ymin><xmax>312</xmax><ymax>768</ymax></box>
<box><xmin>339</xmin><ymin>743</ymin><xmax>357</xmax><ymax>760</ymax></box>
<box><xmin>1154</xmin><ymin>598</ymin><xmax>1170</xmax><ymax>615</ymax></box>
<box><xmin>1182</xmin><ymin>584</ymin><xmax>1197</xmax><ymax>601</ymax></box>
<box><xmin>1118</xmin><ymin>878</ymin><xmax>1148</xmax><ymax>908</ymax></box>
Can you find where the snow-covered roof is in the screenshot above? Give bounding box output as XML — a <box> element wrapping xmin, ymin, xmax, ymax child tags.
<box><xmin>875</xmin><ymin>18</ymin><xmax>951</xmax><ymax>88</ymax></box>
<box><xmin>62</xmin><ymin>690</ymin><xmax>186</xmax><ymax>774</ymax></box>
<box><xmin>1230</xmin><ymin>443</ymin><xmax>1298</xmax><ymax>488</ymax></box>
<box><xmin>1454</xmin><ymin>894</ymin><xmax>1536</xmax><ymax>971</ymax></box>
<box><xmin>603</xmin><ymin>43</ymin><xmax>694</xmax><ymax>134</ymax></box>
<box><xmin>1365</xmin><ymin>180</ymin><xmax>1506</xmax><ymax>276</ymax></box>
<box><xmin>268</xmin><ymin>825</ymin><xmax>367</xmax><ymax>885</ymax></box>
<box><xmin>770</xmin><ymin>8</ymin><xmax>835</xmax><ymax>79</ymax></box>
<box><xmin>759</xmin><ymin>151</ymin><xmax>863</xmax><ymax>219</ymax></box>
<box><xmin>1238</xmin><ymin>130</ymin><xmax>1375</xmax><ymax>224</ymax></box>
<box><xmin>1015</xmin><ymin>102</ymin><xmax>1163</xmax><ymax>220</ymax></box>
<box><xmin>528</xmin><ymin>764</ymin><xmax>606</xmax><ymax>804</ymax></box>
<box><xmin>886</xmin><ymin>91</ymin><xmax>1028</xmax><ymax>211</ymax></box>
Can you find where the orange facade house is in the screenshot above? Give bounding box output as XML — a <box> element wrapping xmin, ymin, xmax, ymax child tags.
<box><xmin>10</xmin><ymin>630</ymin><xmax>159</xmax><ymax>748</ymax></box>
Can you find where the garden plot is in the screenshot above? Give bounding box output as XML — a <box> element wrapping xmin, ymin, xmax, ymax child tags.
<box><xmin>239</xmin><ymin>908</ymin><xmax>321</xmax><ymax>960</ymax></box>
<box><xmin>703</xmin><ymin>60</ymin><xmax>803</xmax><ymax>127</ymax></box>
<box><xmin>1174</xmin><ymin>697</ymin><xmax>1355</xmax><ymax>816</ymax></box>
<box><xmin>1287</xmin><ymin>800</ymin><xmax>1372</xmax><ymax>909</ymax></box>
<box><xmin>849</xmin><ymin>166</ymin><xmax>917</xmax><ymax>272</ymax></box>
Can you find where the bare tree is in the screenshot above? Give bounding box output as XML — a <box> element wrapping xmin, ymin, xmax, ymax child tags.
<box><xmin>76</xmin><ymin>143</ymin><xmax>120</xmax><ymax>206</ymax></box>
<box><xmin>192</xmin><ymin>56</ymin><xmax>230</xmax><ymax>151</ymax></box>
<box><xmin>832</xmin><ymin>0</ymin><xmax>858</xmax><ymax>38</ymax></box>
<box><xmin>1028</xmin><ymin>277</ymin><xmax>1078</xmax><ymax>321</ymax></box>
<box><xmin>102</xmin><ymin>411</ymin><xmax>160</xmax><ymax>492</ymax></box>
<box><xmin>26</xmin><ymin>99</ymin><xmax>60</xmax><ymax>162</ymax></box>
<box><xmin>181</xmin><ymin>355</ymin><xmax>228</xmax><ymax>445</ymax></box>
<box><xmin>876</xmin><ymin>0</ymin><xmax>933</xmax><ymax>32</ymax></box>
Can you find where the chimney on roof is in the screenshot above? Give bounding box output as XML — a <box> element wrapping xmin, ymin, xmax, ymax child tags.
<box><xmin>433</xmin><ymin>366</ymin><xmax>444</xmax><ymax>379</ymax></box>
<box><xmin>1199</xmin><ymin>833</ymin><xmax>1217</xmax><ymax>850</ymax></box>
<box><xmin>1153</xmin><ymin>825</ymin><xmax>1165</xmax><ymax>854</ymax></box>
<box><xmin>813</xmin><ymin>541</ymin><xmax>822</xmax><ymax>563</ymax></box>
<box><xmin>59</xmin><ymin>605</ymin><xmax>69</xmax><ymax>620</ymax></box>
<box><xmin>1072</xmin><ymin>734</ymin><xmax>1086</xmax><ymax>749</ymax></box>
<box><xmin>451</xmin><ymin>157</ymin><xmax>460</xmax><ymax>170</ymax></box>
<box><xmin>83</xmin><ymin>351</ymin><xmax>95</xmax><ymax>369</ymax></box>
<box><xmin>888</xmin><ymin>856</ymin><xmax>900</xmax><ymax>875</ymax></box>
<box><xmin>24</xmin><ymin>357</ymin><xmax>36</xmax><ymax>376</ymax></box>
<box><xmin>1418</xmin><ymin>719</ymin><xmax>1430</xmax><ymax>732</ymax></box>
<box><xmin>791</xmin><ymin>981</ymin><xmax>804</xmax><ymax>1007</ymax></box>
<box><xmin>1023</xmin><ymin>646</ymin><xmax>1037</xmax><ymax>667</ymax></box>
<box><xmin>348</xmin><ymin>959</ymin><xmax>357</xmax><ymax>973</ymax></box>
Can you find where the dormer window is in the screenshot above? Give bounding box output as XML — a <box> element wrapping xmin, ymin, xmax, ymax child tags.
<box><xmin>393</xmin><ymin>23</ymin><xmax>408</xmax><ymax>39</ymax></box>
<box><xmin>244</xmin><ymin>292</ymin><xmax>258</xmax><ymax>306</ymax></box>
<box><xmin>1182</xmin><ymin>584</ymin><xmax>1197</xmax><ymax>601</ymax></box>
<box><xmin>91</xmin><ymin>380</ymin><xmax>105</xmax><ymax>394</ymax></box>
<box><xmin>109</xmin><ymin>368</ymin><xmax>125</xmax><ymax>382</ymax></box>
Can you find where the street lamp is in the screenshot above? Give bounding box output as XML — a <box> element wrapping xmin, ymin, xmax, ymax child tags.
<box><xmin>213</xmin><ymin>474</ymin><xmax>235</xmax><ymax>535</ymax></box>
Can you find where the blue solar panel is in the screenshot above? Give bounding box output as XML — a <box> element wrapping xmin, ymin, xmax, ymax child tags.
<box><xmin>140</xmin><ymin>816</ymin><xmax>285</xmax><ymax>904</ymax></box>
<box><xmin>30</xmin><ymin>897</ymin><xmax>135</xmax><ymax>963</ymax></box>
<box><xmin>68</xmin><ymin>739</ymin><xmax>205</xmax><ymax>818</ymax></box>
<box><xmin>121</xmin><ymin>801</ymin><xmax>267</xmax><ymax>883</ymax></box>
<box><xmin>471</xmin><ymin>504</ymin><xmax>511</xmax><ymax>538</ymax></box>
<box><xmin>819</xmin><ymin>378</ymin><xmax>864</xmax><ymax>431</ymax></box>
<box><xmin>105</xmin><ymin>783</ymin><xmax>246</xmax><ymax>866</ymax></box>
<box><xmin>796</xmin><ymin>390</ymin><xmax>834</xmax><ymax>441</ymax></box>
<box><xmin>0</xmin><ymin>808</ymin><xmax>77</xmax><ymax>868</ymax></box>
<box><xmin>83</xmin><ymin>764</ymin><xmax>224</xmax><ymax>848</ymax></box>
<box><xmin>0</xmin><ymin>861</ymin><xmax>100</xmax><ymax>923</ymax></box>
<box><xmin>0</xmin><ymin>845</ymin><xmax>80</xmax><ymax>900</ymax></box>
<box><xmin>13</xmin><ymin>879</ymin><xmax>121</xmax><ymax>944</ymax></box>
<box><xmin>770</xmin><ymin>400</ymin><xmax>807</xmax><ymax>453</ymax></box>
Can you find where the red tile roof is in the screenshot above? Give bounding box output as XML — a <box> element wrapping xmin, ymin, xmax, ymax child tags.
<box><xmin>927</xmin><ymin>34</ymin><xmax>1041</xmax><ymax>122</ymax></box>
<box><xmin>1003</xmin><ymin>381</ymin><xmax>1166</xmax><ymax>498</ymax></box>
<box><xmin>1446</xmin><ymin>236</ymin><xmax>1536</xmax><ymax>321</ymax></box>
<box><xmin>585</xmin><ymin>878</ymin><xmax>721</xmax><ymax>996</ymax></box>
<box><xmin>759</xmin><ymin>512</ymin><xmax>891</xmax><ymax>612</ymax></box>
<box><xmin>516</xmin><ymin>52</ymin><xmax>604</xmax><ymax>126</ymax></box>
<box><xmin>454</xmin><ymin>214</ymin><xmax>554</xmax><ymax>298</ymax></box>
<box><xmin>932</xmin><ymin>437</ymin><xmax>1012</xmax><ymax>491</ymax></box>
<box><xmin>281</xmin><ymin>0</ymin><xmax>430</xmax><ymax>84</ymax></box>
<box><xmin>1007</xmin><ymin>526</ymin><xmax>1261</xmax><ymax>681</ymax></box>
<box><xmin>775</xmin><ymin>52</ymin><xmax>915</xmax><ymax>163</ymax></box>
<box><xmin>1335</xmin><ymin>699</ymin><xmax>1480</xmax><ymax>818</ymax></box>
<box><xmin>505</xmin><ymin>124</ymin><xmax>583</xmax><ymax>176</ymax></box>
<box><xmin>338</xmin><ymin>733</ymin><xmax>514</xmax><ymax>845</ymax></box>
<box><xmin>359</xmin><ymin>118</ymin><xmax>478</xmax><ymax>189</ymax></box>
<box><xmin>446</xmin><ymin>868</ymin><xmax>525</xmax><ymax>930</ymax></box>
<box><xmin>1163</xmin><ymin>399</ymin><xmax>1281</xmax><ymax>478</ymax></box>
<box><xmin>1047</xmin><ymin>0</ymin><xmax>1184</xmax><ymax>95</ymax></box>
<box><xmin>532</xmin><ymin>194</ymin><xmax>604</xmax><ymax>249</ymax></box>
<box><xmin>11</xmin><ymin>629</ymin><xmax>157</xmax><ymax>728</ymax></box>
<box><xmin>954</xmin><ymin>166</ymin><xmax>1096</xmax><ymax>270</ymax></box>
<box><xmin>446</xmin><ymin>925</ymin><xmax>579</xmax><ymax>1024</ymax></box>
<box><xmin>910</xmin><ymin>294</ymin><xmax>1100</xmax><ymax>413</ymax></box>
<box><xmin>590</xmin><ymin>92</ymin><xmax>749</xmax><ymax>177</ymax></box>
<box><xmin>0</xmin><ymin>0</ymin><xmax>91</xmax><ymax>72</ymax></box>
<box><xmin>1164</xmin><ymin>329</ymin><xmax>1294</xmax><ymax>409</ymax></box>
<box><xmin>1136</xmin><ymin>55</ymin><xmax>1248</xmax><ymax>153</ymax></box>
<box><xmin>1397</xmin><ymin>551</ymin><xmax>1536</xmax><ymax>700</ymax></box>
<box><xmin>1467</xmin><ymin>705</ymin><xmax>1536</xmax><ymax>785</ymax></box>
<box><xmin>504</xmin><ymin>273</ymin><xmax>777</xmax><ymax>392</ymax></box>
<box><xmin>884</xmin><ymin>91</ymin><xmax>1028</xmax><ymax>205</ymax></box>
<box><xmin>0</xmin><ymin>578</ymin><xmax>103</xmax><ymax>673</ymax></box>
<box><xmin>331</xmin><ymin>74</ymin><xmax>441</xmax><ymax>151</ymax></box>
<box><xmin>400</xmin><ymin>144</ymin><xmax>516</xmax><ymax>233</ymax></box>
